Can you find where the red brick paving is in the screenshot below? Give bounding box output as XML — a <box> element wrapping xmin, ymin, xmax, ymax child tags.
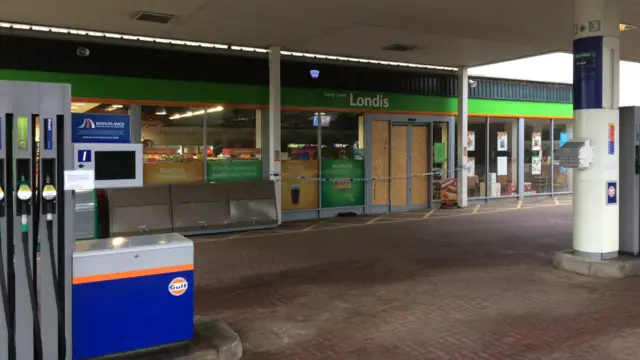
<box><xmin>189</xmin><ymin>204</ymin><xmax>640</xmax><ymax>360</ymax></box>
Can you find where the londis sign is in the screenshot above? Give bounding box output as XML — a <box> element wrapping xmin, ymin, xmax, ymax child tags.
<box><xmin>321</xmin><ymin>91</ymin><xmax>391</xmax><ymax>109</ymax></box>
<box><xmin>348</xmin><ymin>93</ymin><xmax>390</xmax><ymax>109</ymax></box>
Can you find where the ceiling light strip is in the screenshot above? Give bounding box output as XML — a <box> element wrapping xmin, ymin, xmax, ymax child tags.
<box><xmin>0</xmin><ymin>20</ymin><xmax>455</xmax><ymax>70</ymax></box>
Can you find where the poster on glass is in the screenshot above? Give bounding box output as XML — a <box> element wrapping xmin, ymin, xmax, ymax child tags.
<box><xmin>467</xmin><ymin>131</ymin><xmax>475</xmax><ymax>152</ymax></box>
<box><xmin>497</xmin><ymin>156</ymin><xmax>508</xmax><ymax>176</ymax></box>
<box><xmin>466</xmin><ymin>157</ymin><xmax>475</xmax><ymax>176</ymax></box>
<box><xmin>497</xmin><ymin>132</ymin><xmax>508</xmax><ymax>151</ymax></box>
<box><xmin>532</xmin><ymin>132</ymin><xmax>542</xmax><ymax>151</ymax></box>
<box><xmin>532</xmin><ymin>156</ymin><xmax>542</xmax><ymax>175</ymax></box>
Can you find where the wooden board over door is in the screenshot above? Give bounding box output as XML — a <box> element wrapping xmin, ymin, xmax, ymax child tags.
<box><xmin>391</xmin><ymin>126</ymin><xmax>408</xmax><ymax>207</ymax></box>
<box><xmin>411</xmin><ymin>126</ymin><xmax>429</xmax><ymax>206</ymax></box>
<box><xmin>371</xmin><ymin>121</ymin><xmax>390</xmax><ymax>205</ymax></box>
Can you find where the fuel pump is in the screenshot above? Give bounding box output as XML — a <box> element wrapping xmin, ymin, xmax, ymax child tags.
<box><xmin>0</xmin><ymin>81</ymin><xmax>73</xmax><ymax>360</ymax></box>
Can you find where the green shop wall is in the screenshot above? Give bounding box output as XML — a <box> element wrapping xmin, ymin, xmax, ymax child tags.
<box><xmin>0</xmin><ymin>69</ymin><xmax>573</xmax><ymax>118</ymax></box>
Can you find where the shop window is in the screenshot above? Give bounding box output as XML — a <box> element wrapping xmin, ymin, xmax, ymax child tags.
<box><xmin>141</xmin><ymin>105</ymin><xmax>205</xmax><ymax>184</ymax></box>
<box><xmin>524</xmin><ymin>120</ymin><xmax>552</xmax><ymax>194</ymax></box>
<box><xmin>320</xmin><ymin>113</ymin><xmax>364</xmax><ymax>208</ymax></box>
<box><xmin>553</xmin><ymin>121</ymin><xmax>573</xmax><ymax>193</ymax></box>
<box><xmin>488</xmin><ymin>118</ymin><xmax>518</xmax><ymax>197</ymax></box>
<box><xmin>281</xmin><ymin>111</ymin><xmax>319</xmax><ymax>210</ymax></box>
<box><xmin>138</xmin><ymin>105</ymin><xmax>261</xmax><ymax>185</ymax></box>
<box><xmin>205</xmin><ymin>108</ymin><xmax>261</xmax><ymax>182</ymax></box>
<box><xmin>466</xmin><ymin>117</ymin><xmax>487</xmax><ymax>198</ymax></box>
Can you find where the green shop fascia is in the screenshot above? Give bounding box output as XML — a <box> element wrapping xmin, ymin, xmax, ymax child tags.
<box><xmin>0</xmin><ymin>69</ymin><xmax>573</xmax><ymax>207</ymax></box>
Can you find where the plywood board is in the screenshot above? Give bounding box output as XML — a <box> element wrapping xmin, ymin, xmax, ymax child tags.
<box><xmin>411</xmin><ymin>126</ymin><xmax>429</xmax><ymax>205</ymax></box>
<box><xmin>371</xmin><ymin>121</ymin><xmax>390</xmax><ymax>205</ymax></box>
<box><xmin>392</xmin><ymin>126</ymin><xmax>408</xmax><ymax>207</ymax></box>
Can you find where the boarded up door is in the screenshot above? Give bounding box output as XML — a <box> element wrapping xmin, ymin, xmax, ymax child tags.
<box><xmin>411</xmin><ymin>126</ymin><xmax>429</xmax><ymax>205</ymax></box>
<box><xmin>371</xmin><ymin>121</ymin><xmax>390</xmax><ymax>205</ymax></box>
<box><xmin>391</xmin><ymin>126</ymin><xmax>408</xmax><ymax>207</ymax></box>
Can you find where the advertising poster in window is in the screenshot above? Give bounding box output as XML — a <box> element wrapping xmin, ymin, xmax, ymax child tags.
<box><xmin>321</xmin><ymin>160</ymin><xmax>365</xmax><ymax>208</ymax></box>
<box><xmin>71</xmin><ymin>113</ymin><xmax>131</xmax><ymax>143</ymax></box>
<box><xmin>532</xmin><ymin>156</ymin><xmax>542</xmax><ymax>175</ymax></box>
<box><xmin>281</xmin><ymin>160</ymin><xmax>319</xmax><ymax>210</ymax></box>
<box><xmin>497</xmin><ymin>132</ymin><xmax>508</xmax><ymax>151</ymax></box>
<box><xmin>143</xmin><ymin>161</ymin><xmax>204</xmax><ymax>185</ymax></box>
<box><xmin>206</xmin><ymin>160</ymin><xmax>262</xmax><ymax>182</ymax></box>
<box><xmin>467</xmin><ymin>131</ymin><xmax>476</xmax><ymax>151</ymax></box>
<box><xmin>532</xmin><ymin>132</ymin><xmax>542</xmax><ymax>151</ymax></box>
<box><xmin>467</xmin><ymin>157</ymin><xmax>475</xmax><ymax>176</ymax></box>
<box><xmin>497</xmin><ymin>156</ymin><xmax>508</xmax><ymax>176</ymax></box>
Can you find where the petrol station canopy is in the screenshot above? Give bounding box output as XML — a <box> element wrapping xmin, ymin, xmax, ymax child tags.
<box><xmin>2</xmin><ymin>0</ymin><xmax>640</xmax><ymax>68</ymax></box>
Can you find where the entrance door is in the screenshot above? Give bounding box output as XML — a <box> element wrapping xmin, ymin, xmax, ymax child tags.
<box><xmin>391</xmin><ymin>125</ymin><xmax>408</xmax><ymax>207</ymax></box>
<box><xmin>391</xmin><ymin>124</ymin><xmax>429</xmax><ymax>210</ymax></box>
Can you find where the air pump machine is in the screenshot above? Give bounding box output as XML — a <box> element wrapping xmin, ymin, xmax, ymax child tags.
<box><xmin>0</xmin><ymin>81</ymin><xmax>194</xmax><ymax>360</ymax></box>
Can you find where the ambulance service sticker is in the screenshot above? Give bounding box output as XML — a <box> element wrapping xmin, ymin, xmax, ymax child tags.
<box><xmin>168</xmin><ymin>277</ymin><xmax>189</xmax><ymax>296</ymax></box>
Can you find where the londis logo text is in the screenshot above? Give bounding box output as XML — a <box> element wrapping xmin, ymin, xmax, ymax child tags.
<box><xmin>349</xmin><ymin>93</ymin><xmax>389</xmax><ymax>108</ymax></box>
<box><xmin>168</xmin><ymin>277</ymin><xmax>189</xmax><ymax>296</ymax></box>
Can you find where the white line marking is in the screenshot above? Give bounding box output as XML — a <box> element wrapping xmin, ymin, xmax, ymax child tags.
<box><xmin>367</xmin><ymin>214</ymin><xmax>386</xmax><ymax>224</ymax></box>
<box><xmin>423</xmin><ymin>209</ymin><xmax>436</xmax><ymax>219</ymax></box>
<box><xmin>193</xmin><ymin>202</ymin><xmax>571</xmax><ymax>245</ymax></box>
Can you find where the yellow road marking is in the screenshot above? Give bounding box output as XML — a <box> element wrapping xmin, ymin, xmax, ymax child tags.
<box><xmin>473</xmin><ymin>205</ymin><xmax>480</xmax><ymax>214</ymax></box>
<box><xmin>517</xmin><ymin>200</ymin><xmax>523</xmax><ymax>209</ymax></box>
<box><xmin>423</xmin><ymin>209</ymin><xmax>436</xmax><ymax>219</ymax></box>
<box><xmin>554</xmin><ymin>197</ymin><xmax>559</xmax><ymax>205</ymax></box>
<box><xmin>193</xmin><ymin>202</ymin><xmax>571</xmax><ymax>245</ymax></box>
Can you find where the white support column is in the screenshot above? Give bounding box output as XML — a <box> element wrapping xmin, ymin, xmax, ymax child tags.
<box><xmin>268</xmin><ymin>46</ymin><xmax>282</xmax><ymax>224</ymax></box>
<box><xmin>509</xmin><ymin>119</ymin><xmax>518</xmax><ymax>188</ymax></box>
<box><xmin>255</xmin><ymin>109</ymin><xmax>262</xmax><ymax>151</ymax></box>
<box><xmin>457</xmin><ymin>68</ymin><xmax>469</xmax><ymax>207</ymax></box>
<box><xmin>129</xmin><ymin>104</ymin><xmax>142</xmax><ymax>143</ymax></box>
<box><xmin>573</xmin><ymin>0</ymin><xmax>620</xmax><ymax>259</ymax></box>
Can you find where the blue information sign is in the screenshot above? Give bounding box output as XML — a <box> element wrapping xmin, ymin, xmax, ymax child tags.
<box><xmin>607</xmin><ymin>181</ymin><xmax>617</xmax><ymax>205</ymax></box>
<box><xmin>77</xmin><ymin>149</ymin><xmax>92</xmax><ymax>163</ymax></box>
<box><xmin>44</xmin><ymin>117</ymin><xmax>53</xmax><ymax>150</ymax></box>
<box><xmin>71</xmin><ymin>113</ymin><xmax>131</xmax><ymax>143</ymax></box>
<box><xmin>573</xmin><ymin>36</ymin><xmax>603</xmax><ymax>110</ymax></box>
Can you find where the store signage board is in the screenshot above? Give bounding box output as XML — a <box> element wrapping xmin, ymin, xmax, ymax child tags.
<box><xmin>573</xmin><ymin>36</ymin><xmax>603</xmax><ymax>110</ymax></box>
<box><xmin>71</xmin><ymin>113</ymin><xmax>131</xmax><ymax>143</ymax></box>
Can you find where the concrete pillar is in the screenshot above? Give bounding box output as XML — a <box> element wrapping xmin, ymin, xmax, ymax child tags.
<box><xmin>573</xmin><ymin>0</ymin><xmax>620</xmax><ymax>259</ymax></box>
<box><xmin>517</xmin><ymin>118</ymin><xmax>525</xmax><ymax>199</ymax></box>
<box><xmin>268</xmin><ymin>46</ymin><xmax>282</xmax><ymax>224</ymax></box>
<box><xmin>457</xmin><ymin>68</ymin><xmax>469</xmax><ymax>207</ymax></box>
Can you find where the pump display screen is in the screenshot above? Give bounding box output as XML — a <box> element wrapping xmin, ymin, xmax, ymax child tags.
<box><xmin>94</xmin><ymin>151</ymin><xmax>136</xmax><ymax>180</ymax></box>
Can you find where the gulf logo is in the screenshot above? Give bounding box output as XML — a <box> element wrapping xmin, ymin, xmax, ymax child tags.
<box><xmin>168</xmin><ymin>277</ymin><xmax>189</xmax><ymax>296</ymax></box>
<box><xmin>609</xmin><ymin>186</ymin><xmax>616</xmax><ymax>198</ymax></box>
